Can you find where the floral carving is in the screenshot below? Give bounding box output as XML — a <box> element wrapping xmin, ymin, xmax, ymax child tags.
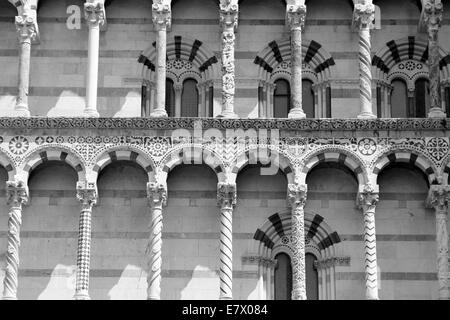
<box><xmin>9</xmin><ymin>136</ymin><xmax>29</xmax><ymax>155</ymax></box>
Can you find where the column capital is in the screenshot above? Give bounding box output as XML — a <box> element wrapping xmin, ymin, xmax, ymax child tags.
<box><xmin>152</xmin><ymin>0</ymin><xmax>171</xmax><ymax>31</ymax></box>
<box><xmin>358</xmin><ymin>183</ymin><xmax>379</xmax><ymax>212</ymax></box>
<box><xmin>84</xmin><ymin>1</ymin><xmax>106</xmax><ymax>27</ymax></box>
<box><xmin>173</xmin><ymin>83</ymin><xmax>183</xmax><ymax>93</ymax></box>
<box><xmin>424</xmin><ymin>0</ymin><xmax>443</xmax><ymax>37</ymax></box>
<box><xmin>219</xmin><ymin>1</ymin><xmax>239</xmax><ymax>31</ymax></box>
<box><xmin>6</xmin><ymin>180</ymin><xmax>29</xmax><ymax>207</ymax></box>
<box><xmin>287</xmin><ymin>183</ymin><xmax>307</xmax><ymax>209</ymax></box>
<box><xmin>147</xmin><ymin>181</ymin><xmax>168</xmax><ymax>207</ymax></box>
<box><xmin>427</xmin><ymin>185</ymin><xmax>450</xmax><ymax>213</ymax></box>
<box><xmin>286</xmin><ymin>4</ymin><xmax>306</xmax><ymax>31</ymax></box>
<box><xmin>217</xmin><ymin>182</ymin><xmax>237</xmax><ymax>208</ymax></box>
<box><xmin>353</xmin><ymin>3</ymin><xmax>375</xmax><ymax>30</ymax></box>
<box><xmin>76</xmin><ymin>181</ymin><xmax>98</xmax><ymax>207</ymax></box>
<box><xmin>15</xmin><ymin>12</ymin><xmax>38</xmax><ymax>44</ymax></box>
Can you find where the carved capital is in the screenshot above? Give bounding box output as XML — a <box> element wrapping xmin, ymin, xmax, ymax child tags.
<box><xmin>76</xmin><ymin>181</ymin><xmax>98</xmax><ymax>208</ymax></box>
<box><xmin>358</xmin><ymin>183</ymin><xmax>379</xmax><ymax>213</ymax></box>
<box><xmin>147</xmin><ymin>181</ymin><xmax>168</xmax><ymax>207</ymax></box>
<box><xmin>219</xmin><ymin>1</ymin><xmax>239</xmax><ymax>30</ymax></box>
<box><xmin>217</xmin><ymin>182</ymin><xmax>237</xmax><ymax>208</ymax></box>
<box><xmin>353</xmin><ymin>3</ymin><xmax>375</xmax><ymax>29</ymax></box>
<box><xmin>15</xmin><ymin>13</ymin><xmax>37</xmax><ymax>43</ymax></box>
<box><xmin>286</xmin><ymin>4</ymin><xmax>306</xmax><ymax>31</ymax></box>
<box><xmin>152</xmin><ymin>1</ymin><xmax>171</xmax><ymax>30</ymax></box>
<box><xmin>427</xmin><ymin>185</ymin><xmax>450</xmax><ymax>213</ymax></box>
<box><xmin>287</xmin><ymin>183</ymin><xmax>307</xmax><ymax>210</ymax></box>
<box><xmin>424</xmin><ymin>1</ymin><xmax>443</xmax><ymax>37</ymax></box>
<box><xmin>173</xmin><ymin>83</ymin><xmax>183</xmax><ymax>93</ymax></box>
<box><xmin>6</xmin><ymin>181</ymin><xmax>29</xmax><ymax>207</ymax></box>
<box><xmin>84</xmin><ymin>1</ymin><xmax>106</xmax><ymax>26</ymax></box>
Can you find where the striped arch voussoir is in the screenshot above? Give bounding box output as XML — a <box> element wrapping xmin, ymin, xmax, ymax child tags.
<box><xmin>22</xmin><ymin>148</ymin><xmax>85</xmax><ymax>181</ymax></box>
<box><xmin>0</xmin><ymin>152</ymin><xmax>16</xmax><ymax>181</ymax></box>
<box><xmin>92</xmin><ymin>149</ymin><xmax>154</xmax><ymax>179</ymax></box>
<box><xmin>372</xmin><ymin>151</ymin><xmax>437</xmax><ymax>184</ymax></box>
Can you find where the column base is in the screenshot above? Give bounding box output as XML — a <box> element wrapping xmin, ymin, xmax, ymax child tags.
<box><xmin>428</xmin><ymin>107</ymin><xmax>447</xmax><ymax>118</ymax></box>
<box><xmin>83</xmin><ymin>109</ymin><xmax>100</xmax><ymax>117</ymax></box>
<box><xmin>218</xmin><ymin>111</ymin><xmax>239</xmax><ymax>119</ymax></box>
<box><xmin>288</xmin><ymin>109</ymin><xmax>306</xmax><ymax>119</ymax></box>
<box><xmin>74</xmin><ymin>291</ymin><xmax>91</xmax><ymax>300</ymax></box>
<box><xmin>13</xmin><ymin>103</ymin><xmax>30</xmax><ymax>117</ymax></box>
<box><xmin>2</xmin><ymin>295</ymin><xmax>17</xmax><ymax>300</ymax></box>
<box><xmin>219</xmin><ymin>296</ymin><xmax>233</xmax><ymax>300</ymax></box>
<box><xmin>150</xmin><ymin>110</ymin><xmax>168</xmax><ymax>118</ymax></box>
<box><xmin>357</xmin><ymin>112</ymin><xmax>377</xmax><ymax>119</ymax></box>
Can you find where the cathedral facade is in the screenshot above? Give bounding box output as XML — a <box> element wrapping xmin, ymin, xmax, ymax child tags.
<box><xmin>0</xmin><ymin>0</ymin><xmax>449</xmax><ymax>300</ymax></box>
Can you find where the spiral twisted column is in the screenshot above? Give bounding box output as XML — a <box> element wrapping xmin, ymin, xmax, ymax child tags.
<box><xmin>150</xmin><ymin>0</ymin><xmax>171</xmax><ymax>117</ymax></box>
<box><xmin>424</xmin><ymin>1</ymin><xmax>446</xmax><ymax>118</ymax></box>
<box><xmin>287</xmin><ymin>183</ymin><xmax>307</xmax><ymax>300</ymax></box>
<box><xmin>219</xmin><ymin>1</ymin><xmax>239</xmax><ymax>118</ymax></box>
<box><xmin>358</xmin><ymin>184</ymin><xmax>379</xmax><ymax>300</ymax></box>
<box><xmin>286</xmin><ymin>3</ymin><xmax>307</xmax><ymax>119</ymax></box>
<box><xmin>74</xmin><ymin>181</ymin><xmax>97</xmax><ymax>300</ymax></box>
<box><xmin>2</xmin><ymin>181</ymin><xmax>28</xmax><ymax>300</ymax></box>
<box><xmin>14</xmin><ymin>9</ymin><xmax>38</xmax><ymax>117</ymax></box>
<box><xmin>217</xmin><ymin>182</ymin><xmax>237</xmax><ymax>299</ymax></box>
<box><xmin>354</xmin><ymin>3</ymin><xmax>376</xmax><ymax>119</ymax></box>
<box><xmin>83</xmin><ymin>1</ymin><xmax>105</xmax><ymax>117</ymax></box>
<box><xmin>146</xmin><ymin>181</ymin><xmax>167</xmax><ymax>300</ymax></box>
<box><xmin>427</xmin><ymin>185</ymin><xmax>450</xmax><ymax>300</ymax></box>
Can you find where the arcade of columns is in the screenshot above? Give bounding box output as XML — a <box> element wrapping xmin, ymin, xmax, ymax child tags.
<box><xmin>1</xmin><ymin>0</ymin><xmax>449</xmax><ymax>300</ymax></box>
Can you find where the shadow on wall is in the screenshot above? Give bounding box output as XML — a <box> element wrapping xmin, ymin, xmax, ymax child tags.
<box><xmin>0</xmin><ymin>252</ymin><xmax>5</xmax><ymax>297</ymax></box>
<box><xmin>107</xmin><ymin>264</ymin><xmax>148</xmax><ymax>300</ymax></box>
<box><xmin>112</xmin><ymin>91</ymin><xmax>141</xmax><ymax>118</ymax></box>
<box><xmin>0</xmin><ymin>95</ymin><xmax>16</xmax><ymax>116</ymax></box>
<box><xmin>36</xmin><ymin>264</ymin><xmax>77</xmax><ymax>300</ymax></box>
<box><xmin>46</xmin><ymin>91</ymin><xmax>85</xmax><ymax>117</ymax></box>
<box><xmin>177</xmin><ymin>265</ymin><xmax>219</xmax><ymax>300</ymax></box>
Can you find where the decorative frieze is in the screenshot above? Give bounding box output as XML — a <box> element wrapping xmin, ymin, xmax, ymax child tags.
<box><xmin>314</xmin><ymin>256</ymin><xmax>351</xmax><ymax>270</ymax></box>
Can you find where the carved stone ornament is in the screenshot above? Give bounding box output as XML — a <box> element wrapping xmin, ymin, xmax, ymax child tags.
<box><xmin>152</xmin><ymin>0</ymin><xmax>171</xmax><ymax>30</ymax></box>
<box><xmin>353</xmin><ymin>2</ymin><xmax>375</xmax><ymax>29</ymax></box>
<box><xmin>424</xmin><ymin>0</ymin><xmax>443</xmax><ymax>37</ymax></box>
<box><xmin>217</xmin><ymin>182</ymin><xmax>237</xmax><ymax>208</ymax></box>
<box><xmin>427</xmin><ymin>185</ymin><xmax>450</xmax><ymax>212</ymax></box>
<box><xmin>287</xmin><ymin>183</ymin><xmax>307</xmax><ymax>209</ymax></box>
<box><xmin>358</xmin><ymin>183</ymin><xmax>379</xmax><ymax>212</ymax></box>
<box><xmin>6</xmin><ymin>180</ymin><xmax>29</xmax><ymax>207</ymax></box>
<box><xmin>76</xmin><ymin>181</ymin><xmax>98</xmax><ymax>208</ymax></box>
<box><xmin>15</xmin><ymin>13</ymin><xmax>37</xmax><ymax>43</ymax></box>
<box><xmin>219</xmin><ymin>0</ymin><xmax>238</xmax><ymax>30</ymax></box>
<box><xmin>147</xmin><ymin>181</ymin><xmax>168</xmax><ymax>207</ymax></box>
<box><xmin>286</xmin><ymin>4</ymin><xmax>306</xmax><ymax>31</ymax></box>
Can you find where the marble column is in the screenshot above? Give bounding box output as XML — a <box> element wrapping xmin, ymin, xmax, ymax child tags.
<box><xmin>74</xmin><ymin>181</ymin><xmax>97</xmax><ymax>300</ymax></box>
<box><xmin>286</xmin><ymin>4</ymin><xmax>307</xmax><ymax>119</ymax></box>
<box><xmin>217</xmin><ymin>182</ymin><xmax>236</xmax><ymax>299</ymax></box>
<box><xmin>146</xmin><ymin>181</ymin><xmax>167</xmax><ymax>300</ymax></box>
<box><xmin>2</xmin><ymin>181</ymin><xmax>28</xmax><ymax>300</ymax></box>
<box><xmin>174</xmin><ymin>83</ymin><xmax>183</xmax><ymax>117</ymax></box>
<box><xmin>150</xmin><ymin>1</ymin><xmax>171</xmax><ymax>117</ymax></box>
<box><xmin>354</xmin><ymin>3</ymin><xmax>376</xmax><ymax>119</ymax></box>
<box><xmin>358</xmin><ymin>184</ymin><xmax>379</xmax><ymax>300</ymax></box>
<box><xmin>287</xmin><ymin>183</ymin><xmax>307</xmax><ymax>300</ymax></box>
<box><xmin>83</xmin><ymin>1</ymin><xmax>105</xmax><ymax>117</ymax></box>
<box><xmin>424</xmin><ymin>1</ymin><xmax>446</xmax><ymax>118</ymax></box>
<box><xmin>14</xmin><ymin>11</ymin><xmax>38</xmax><ymax>117</ymax></box>
<box><xmin>219</xmin><ymin>1</ymin><xmax>239</xmax><ymax>118</ymax></box>
<box><xmin>427</xmin><ymin>185</ymin><xmax>450</xmax><ymax>300</ymax></box>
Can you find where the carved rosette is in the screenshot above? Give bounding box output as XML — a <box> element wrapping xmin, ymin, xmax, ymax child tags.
<box><xmin>15</xmin><ymin>13</ymin><xmax>37</xmax><ymax>44</ymax></box>
<box><xmin>358</xmin><ymin>183</ymin><xmax>379</xmax><ymax>300</ymax></box>
<box><xmin>84</xmin><ymin>1</ymin><xmax>105</xmax><ymax>26</ymax></box>
<box><xmin>152</xmin><ymin>0</ymin><xmax>171</xmax><ymax>31</ymax></box>
<box><xmin>287</xmin><ymin>183</ymin><xmax>307</xmax><ymax>300</ymax></box>
<box><xmin>427</xmin><ymin>185</ymin><xmax>450</xmax><ymax>299</ymax></box>
<box><xmin>3</xmin><ymin>181</ymin><xmax>28</xmax><ymax>300</ymax></box>
<box><xmin>74</xmin><ymin>181</ymin><xmax>97</xmax><ymax>300</ymax></box>
<box><xmin>146</xmin><ymin>181</ymin><xmax>167</xmax><ymax>300</ymax></box>
<box><xmin>424</xmin><ymin>1</ymin><xmax>444</xmax><ymax>113</ymax></box>
<box><xmin>217</xmin><ymin>182</ymin><xmax>236</xmax><ymax>299</ymax></box>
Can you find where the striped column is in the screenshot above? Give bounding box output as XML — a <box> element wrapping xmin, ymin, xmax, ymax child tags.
<box><xmin>286</xmin><ymin>4</ymin><xmax>307</xmax><ymax>119</ymax></box>
<box><xmin>74</xmin><ymin>181</ymin><xmax>97</xmax><ymax>300</ymax></box>
<box><xmin>217</xmin><ymin>182</ymin><xmax>236</xmax><ymax>299</ymax></box>
<box><xmin>427</xmin><ymin>185</ymin><xmax>450</xmax><ymax>300</ymax></box>
<box><xmin>83</xmin><ymin>1</ymin><xmax>105</xmax><ymax>117</ymax></box>
<box><xmin>219</xmin><ymin>1</ymin><xmax>239</xmax><ymax>118</ymax></box>
<box><xmin>358</xmin><ymin>184</ymin><xmax>379</xmax><ymax>300</ymax></box>
<box><xmin>424</xmin><ymin>1</ymin><xmax>446</xmax><ymax>118</ymax></box>
<box><xmin>146</xmin><ymin>181</ymin><xmax>167</xmax><ymax>300</ymax></box>
<box><xmin>354</xmin><ymin>3</ymin><xmax>376</xmax><ymax>119</ymax></box>
<box><xmin>2</xmin><ymin>181</ymin><xmax>28</xmax><ymax>300</ymax></box>
<box><xmin>150</xmin><ymin>1</ymin><xmax>171</xmax><ymax>117</ymax></box>
<box><xmin>14</xmin><ymin>10</ymin><xmax>38</xmax><ymax>117</ymax></box>
<box><xmin>287</xmin><ymin>183</ymin><xmax>307</xmax><ymax>300</ymax></box>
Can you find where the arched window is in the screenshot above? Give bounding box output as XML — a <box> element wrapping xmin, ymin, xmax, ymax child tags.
<box><xmin>305</xmin><ymin>253</ymin><xmax>319</xmax><ymax>300</ymax></box>
<box><xmin>415</xmin><ymin>78</ymin><xmax>430</xmax><ymax>118</ymax></box>
<box><xmin>273</xmin><ymin>79</ymin><xmax>291</xmax><ymax>118</ymax></box>
<box><xmin>274</xmin><ymin>253</ymin><xmax>292</xmax><ymax>300</ymax></box>
<box><xmin>181</xmin><ymin>78</ymin><xmax>199</xmax><ymax>117</ymax></box>
<box><xmin>390</xmin><ymin>78</ymin><xmax>408</xmax><ymax>118</ymax></box>
<box><xmin>302</xmin><ymin>79</ymin><xmax>315</xmax><ymax>118</ymax></box>
<box><xmin>166</xmin><ymin>78</ymin><xmax>175</xmax><ymax>117</ymax></box>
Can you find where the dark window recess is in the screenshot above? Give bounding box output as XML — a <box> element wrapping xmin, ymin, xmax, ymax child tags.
<box><xmin>302</xmin><ymin>79</ymin><xmax>315</xmax><ymax>118</ymax></box>
<box><xmin>414</xmin><ymin>78</ymin><xmax>430</xmax><ymax>118</ymax></box>
<box><xmin>306</xmin><ymin>253</ymin><xmax>319</xmax><ymax>300</ymax></box>
<box><xmin>273</xmin><ymin>79</ymin><xmax>291</xmax><ymax>118</ymax></box>
<box><xmin>166</xmin><ymin>78</ymin><xmax>175</xmax><ymax>117</ymax></box>
<box><xmin>390</xmin><ymin>78</ymin><xmax>408</xmax><ymax>118</ymax></box>
<box><xmin>274</xmin><ymin>253</ymin><xmax>292</xmax><ymax>300</ymax></box>
<box><xmin>181</xmin><ymin>78</ymin><xmax>199</xmax><ymax>117</ymax></box>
